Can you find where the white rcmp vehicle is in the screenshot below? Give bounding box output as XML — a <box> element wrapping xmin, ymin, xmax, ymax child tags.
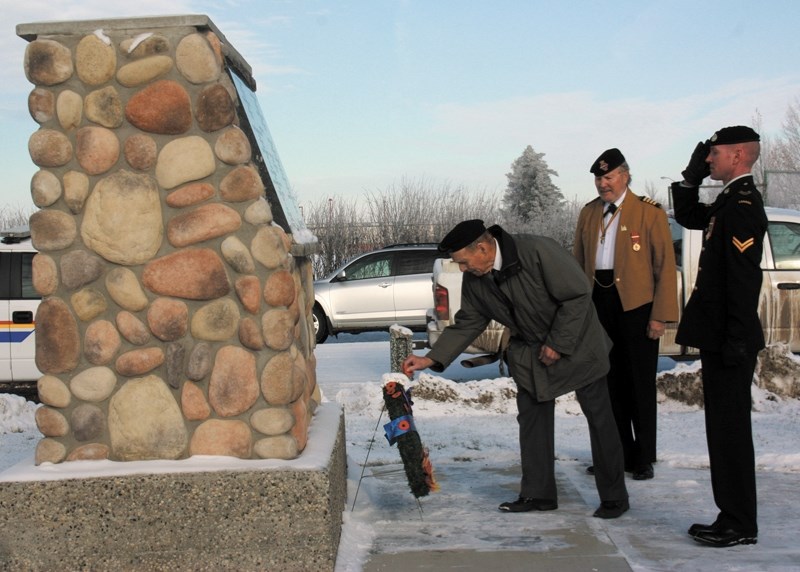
<box><xmin>0</xmin><ymin>226</ymin><xmax>40</xmax><ymax>387</ymax></box>
<box><xmin>427</xmin><ymin>207</ymin><xmax>800</xmax><ymax>359</ymax></box>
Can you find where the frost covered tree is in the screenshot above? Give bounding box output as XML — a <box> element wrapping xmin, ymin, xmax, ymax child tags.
<box><xmin>0</xmin><ymin>204</ymin><xmax>36</xmax><ymax>231</ymax></box>
<box><xmin>502</xmin><ymin>145</ymin><xmax>564</xmax><ymax>224</ymax></box>
<box><xmin>774</xmin><ymin>98</ymin><xmax>800</xmax><ymax>169</ymax></box>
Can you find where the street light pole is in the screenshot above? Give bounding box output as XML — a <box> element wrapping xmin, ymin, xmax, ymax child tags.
<box><xmin>660</xmin><ymin>176</ymin><xmax>676</xmax><ymax>210</ymax></box>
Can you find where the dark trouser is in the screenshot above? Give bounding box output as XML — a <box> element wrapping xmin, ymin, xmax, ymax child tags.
<box><xmin>592</xmin><ymin>281</ymin><xmax>659</xmax><ymax>469</ymax></box>
<box><xmin>699</xmin><ymin>350</ymin><xmax>758</xmax><ymax>535</ymax></box>
<box><xmin>516</xmin><ymin>377</ymin><xmax>627</xmax><ymax>502</ymax></box>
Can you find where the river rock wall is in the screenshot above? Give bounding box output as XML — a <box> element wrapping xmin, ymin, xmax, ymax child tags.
<box><xmin>19</xmin><ymin>16</ymin><xmax>319</xmax><ymax>465</ymax></box>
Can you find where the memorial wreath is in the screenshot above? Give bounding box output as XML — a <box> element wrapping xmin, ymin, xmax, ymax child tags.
<box><xmin>382</xmin><ymin>380</ymin><xmax>439</xmax><ymax>498</ymax></box>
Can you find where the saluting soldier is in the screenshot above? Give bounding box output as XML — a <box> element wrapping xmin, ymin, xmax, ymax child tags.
<box><xmin>573</xmin><ymin>149</ymin><xmax>678</xmax><ymax>481</ymax></box>
<box><xmin>671</xmin><ymin>125</ymin><xmax>767</xmax><ymax>547</ymax></box>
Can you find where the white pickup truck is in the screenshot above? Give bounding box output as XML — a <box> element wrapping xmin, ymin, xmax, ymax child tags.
<box><xmin>426</xmin><ymin>207</ymin><xmax>800</xmax><ymax>358</ymax></box>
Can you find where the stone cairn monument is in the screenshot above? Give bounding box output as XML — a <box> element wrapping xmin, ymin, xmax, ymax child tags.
<box><xmin>20</xmin><ymin>15</ymin><xmax>321</xmax><ymax>465</ymax></box>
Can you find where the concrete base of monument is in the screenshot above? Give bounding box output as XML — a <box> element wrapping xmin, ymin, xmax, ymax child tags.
<box><xmin>0</xmin><ymin>404</ymin><xmax>346</xmax><ymax>571</ymax></box>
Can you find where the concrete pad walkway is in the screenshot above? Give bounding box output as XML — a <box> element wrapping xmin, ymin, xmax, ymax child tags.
<box><xmin>353</xmin><ymin>460</ymin><xmax>797</xmax><ymax>571</ymax></box>
<box><xmin>360</xmin><ymin>463</ymin><xmax>632</xmax><ymax>571</ymax></box>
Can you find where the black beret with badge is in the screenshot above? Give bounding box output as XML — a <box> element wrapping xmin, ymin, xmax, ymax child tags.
<box><xmin>679</xmin><ymin>126</ymin><xmax>760</xmax><ymax>187</ymax></box>
<box><xmin>590</xmin><ymin>148</ymin><xmax>626</xmax><ymax>175</ymax></box>
<box><xmin>709</xmin><ymin>125</ymin><xmax>760</xmax><ymax>146</ymax></box>
<box><xmin>438</xmin><ymin>219</ymin><xmax>487</xmax><ymax>253</ymax></box>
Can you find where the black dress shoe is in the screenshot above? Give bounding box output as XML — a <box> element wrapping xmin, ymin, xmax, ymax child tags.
<box><xmin>688</xmin><ymin>522</ymin><xmax>720</xmax><ymax>537</ymax></box>
<box><xmin>692</xmin><ymin>528</ymin><xmax>757</xmax><ymax>547</ymax></box>
<box><xmin>632</xmin><ymin>463</ymin><xmax>654</xmax><ymax>480</ymax></box>
<box><xmin>498</xmin><ymin>497</ymin><xmax>558</xmax><ymax>512</ymax></box>
<box><xmin>587</xmin><ymin>464</ymin><xmax>635</xmax><ymax>475</ymax></box>
<box><xmin>593</xmin><ymin>499</ymin><xmax>629</xmax><ymax>519</ymax></box>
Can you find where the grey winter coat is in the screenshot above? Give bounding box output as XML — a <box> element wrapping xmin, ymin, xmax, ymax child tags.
<box><xmin>427</xmin><ymin>226</ymin><xmax>612</xmax><ymax>402</ymax></box>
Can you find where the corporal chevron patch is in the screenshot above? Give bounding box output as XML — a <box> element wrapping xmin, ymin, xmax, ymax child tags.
<box><xmin>732</xmin><ymin>236</ymin><xmax>755</xmax><ymax>253</ymax></box>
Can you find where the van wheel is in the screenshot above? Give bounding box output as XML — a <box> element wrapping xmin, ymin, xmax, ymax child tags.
<box><xmin>313</xmin><ymin>305</ymin><xmax>329</xmax><ymax>344</ymax></box>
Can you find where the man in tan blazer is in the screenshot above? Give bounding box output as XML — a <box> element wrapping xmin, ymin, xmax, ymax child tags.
<box><xmin>573</xmin><ymin>148</ymin><xmax>678</xmax><ymax>480</ymax></box>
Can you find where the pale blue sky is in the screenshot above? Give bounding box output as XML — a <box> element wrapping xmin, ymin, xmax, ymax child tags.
<box><xmin>2</xmin><ymin>0</ymin><xmax>800</xmax><ymax>214</ymax></box>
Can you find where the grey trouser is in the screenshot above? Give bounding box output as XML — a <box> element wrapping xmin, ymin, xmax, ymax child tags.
<box><xmin>517</xmin><ymin>376</ymin><xmax>628</xmax><ymax>502</ymax></box>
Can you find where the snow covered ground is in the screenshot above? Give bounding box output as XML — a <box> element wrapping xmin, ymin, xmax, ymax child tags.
<box><xmin>2</xmin><ymin>334</ymin><xmax>799</xmax><ymax>571</ymax></box>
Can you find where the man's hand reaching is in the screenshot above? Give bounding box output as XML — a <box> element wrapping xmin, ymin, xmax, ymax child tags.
<box><xmin>402</xmin><ymin>355</ymin><xmax>434</xmax><ymax>378</ymax></box>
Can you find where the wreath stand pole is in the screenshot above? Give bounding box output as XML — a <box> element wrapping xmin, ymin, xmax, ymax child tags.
<box><xmin>350</xmin><ymin>402</ymin><xmax>386</xmax><ymax>511</ymax></box>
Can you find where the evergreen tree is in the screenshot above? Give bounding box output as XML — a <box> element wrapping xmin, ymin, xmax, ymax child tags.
<box><xmin>502</xmin><ymin>145</ymin><xmax>564</xmax><ymax>223</ymax></box>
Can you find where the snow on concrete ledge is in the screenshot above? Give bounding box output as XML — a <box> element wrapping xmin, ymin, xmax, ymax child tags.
<box><xmin>0</xmin><ymin>403</ymin><xmax>343</xmax><ymax>483</ymax></box>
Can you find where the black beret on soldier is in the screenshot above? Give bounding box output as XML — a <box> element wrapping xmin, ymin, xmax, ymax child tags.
<box><xmin>709</xmin><ymin>125</ymin><xmax>760</xmax><ymax>146</ymax></box>
<box><xmin>438</xmin><ymin>219</ymin><xmax>487</xmax><ymax>253</ymax></box>
<box><xmin>590</xmin><ymin>148</ymin><xmax>626</xmax><ymax>175</ymax></box>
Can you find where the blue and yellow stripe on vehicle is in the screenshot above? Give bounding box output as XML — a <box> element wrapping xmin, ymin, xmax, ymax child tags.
<box><xmin>0</xmin><ymin>321</ymin><xmax>35</xmax><ymax>343</ymax></box>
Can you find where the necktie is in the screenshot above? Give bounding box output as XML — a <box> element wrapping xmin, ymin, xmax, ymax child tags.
<box><xmin>605</xmin><ymin>203</ymin><xmax>617</xmax><ymax>217</ymax></box>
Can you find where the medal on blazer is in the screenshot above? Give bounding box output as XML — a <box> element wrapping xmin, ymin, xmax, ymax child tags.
<box><xmin>631</xmin><ymin>232</ymin><xmax>641</xmax><ymax>252</ymax></box>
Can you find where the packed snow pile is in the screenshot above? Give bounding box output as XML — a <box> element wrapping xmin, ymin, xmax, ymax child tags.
<box><xmin>0</xmin><ymin>393</ymin><xmax>38</xmax><ymax>434</ymax></box>
<box><xmin>756</xmin><ymin>342</ymin><xmax>800</xmax><ymax>398</ymax></box>
<box><xmin>657</xmin><ymin>343</ymin><xmax>800</xmax><ymax>407</ymax></box>
<box><xmin>408</xmin><ymin>373</ymin><xmax>517</xmax><ymax>413</ymax></box>
<box><xmin>656</xmin><ymin>360</ymin><xmax>704</xmax><ymax>407</ymax></box>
